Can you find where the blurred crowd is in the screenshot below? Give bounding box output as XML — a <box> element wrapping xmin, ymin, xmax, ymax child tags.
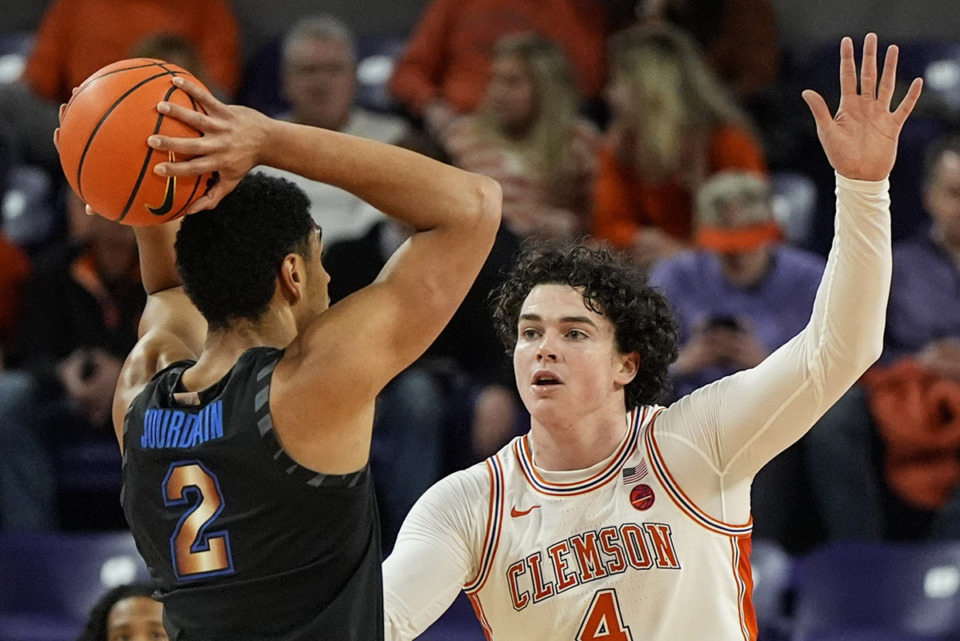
<box><xmin>1</xmin><ymin>0</ymin><xmax>960</xmax><ymax>557</ymax></box>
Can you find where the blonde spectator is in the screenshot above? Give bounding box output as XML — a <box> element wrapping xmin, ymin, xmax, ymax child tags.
<box><xmin>592</xmin><ymin>23</ymin><xmax>767</xmax><ymax>270</ymax></box>
<box><xmin>436</xmin><ymin>34</ymin><xmax>598</xmax><ymax>240</ymax></box>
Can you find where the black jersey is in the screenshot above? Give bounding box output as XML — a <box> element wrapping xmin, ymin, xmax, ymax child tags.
<box><xmin>121</xmin><ymin>346</ymin><xmax>383</xmax><ymax>640</ymax></box>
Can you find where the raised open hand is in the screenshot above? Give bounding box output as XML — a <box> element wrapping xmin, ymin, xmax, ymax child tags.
<box><xmin>147</xmin><ymin>76</ymin><xmax>271</xmax><ymax>213</ymax></box>
<box><xmin>802</xmin><ymin>33</ymin><xmax>923</xmax><ymax>181</ymax></box>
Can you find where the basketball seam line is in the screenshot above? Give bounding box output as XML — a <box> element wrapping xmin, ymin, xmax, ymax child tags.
<box><xmin>121</xmin><ymin>83</ymin><xmax>179</xmax><ymax>221</ymax></box>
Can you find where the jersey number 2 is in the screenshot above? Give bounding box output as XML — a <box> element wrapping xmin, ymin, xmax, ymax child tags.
<box><xmin>576</xmin><ymin>589</ymin><xmax>633</xmax><ymax>641</ymax></box>
<box><xmin>163</xmin><ymin>461</ymin><xmax>234</xmax><ymax>581</ymax></box>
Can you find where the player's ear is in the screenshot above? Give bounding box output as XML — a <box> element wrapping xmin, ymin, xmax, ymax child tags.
<box><xmin>615</xmin><ymin>351</ymin><xmax>640</xmax><ymax>386</ymax></box>
<box><xmin>277</xmin><ymin>253</ymin><xmax>305</xmax><ymax>303</ymax></box>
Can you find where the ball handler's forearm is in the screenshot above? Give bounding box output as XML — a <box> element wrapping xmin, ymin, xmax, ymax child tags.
<box><xmin>260</xmin><ymin>120</ymin><xmax>502</xmax><ymax>237</ymax></box>
<box><xmin>134</xmin><ymin>221</ymin><xmax>182</xmax><ymax>296</ymax></box>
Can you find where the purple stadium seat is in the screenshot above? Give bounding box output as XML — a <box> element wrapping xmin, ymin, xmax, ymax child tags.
<box><xmin>1</xmin><ymin>164</ymin><xmax>58</xmax><ymax>251</ymax></box>
<box><xmin>354</xmin><ymin>34</ymin><xmax>406</xmax><ymax>114</ymax></box>
<box><xmin>0</xmin><ymin>531</ymin><xmax>150</xmax><ymax>641</ymax></box>
<box><xmin>791</xmin><ymin>541</ymin><xmax>960</xmax><ymax>641</ymax></box>
<box><xmin>751</xmin><ymin>538</ymin><xmax>795</xmax><ymax>641</ymax></box>
<box><xmin>770</xmin><ymin>171</ymin><xmax>817</xmax><ymax>247</ymax></box>
<box><xmin>52</xmin><ymin>435</ymin><xmax>127</xmax><ymax>531</ymax></box>
<box><xmin>0</xmin><ymin>32</ymin><xmax>32</xmax><ymax>85</ymax></box>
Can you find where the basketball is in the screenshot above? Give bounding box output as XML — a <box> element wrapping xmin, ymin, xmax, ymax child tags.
<box><xmin>57</xmin><ymin>58</ymin><xmax>214</xmax><ymax>226</ymax></box>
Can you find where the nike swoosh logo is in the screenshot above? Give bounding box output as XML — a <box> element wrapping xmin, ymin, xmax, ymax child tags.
<box><xmin>510</xmin><ymin>505</ymin><xmax>541</xmax><ymax>518</ymax></box>
<box><xmin>147</xmin><ymin>151</ymin><xmax>176</xmax><ymax>216</ymax></box>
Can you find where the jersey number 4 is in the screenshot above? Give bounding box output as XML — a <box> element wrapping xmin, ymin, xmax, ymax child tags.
<box><xmin>163</xmin><ymin>461</ymin><xmax>235</xmax><ymax>581</ymax></box>
<box><xmin>577</xmin><ymin>589</ymin><xmax>634</xmax><ymax>641</ymax></box>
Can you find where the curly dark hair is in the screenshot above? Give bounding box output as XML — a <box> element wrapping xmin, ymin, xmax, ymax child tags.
<box><xmin>76</xmin><ymin>583</ymin><xmax>158</xmax><ymax>641</ymax></box>
<box><xmin>492</xmin><ymin>240</ymin><xmax>679</xmax><ymax>409</ymax></box>
<box><xmin>175</xmin><ymin>172</ymin><xmax>316</xmax><ymax>331</ymax></box>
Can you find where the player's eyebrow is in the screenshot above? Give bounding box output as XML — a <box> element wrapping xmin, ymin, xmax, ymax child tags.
<box><xmin>520</xmin><ymin>313</ymin><xmax>598</xmax><ymax>327</ymax></box>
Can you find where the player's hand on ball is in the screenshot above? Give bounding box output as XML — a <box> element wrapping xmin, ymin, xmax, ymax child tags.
<box><xmin>56</xmin><ymin>60</ymin><xmax>213</xmax><ymax>225</ymax></box>
<box><xmin>149</xmin><ymin>76</ymin><xmax>270</xmax><ymax>214</ymax></box>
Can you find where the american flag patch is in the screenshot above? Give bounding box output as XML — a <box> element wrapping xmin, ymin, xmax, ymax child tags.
<box><xmin>622</xmin><ymin>459</ymin><xmax>648</xmax><ymax>484</ymax></box>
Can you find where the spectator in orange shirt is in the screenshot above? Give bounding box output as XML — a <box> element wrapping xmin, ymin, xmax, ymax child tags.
<box><xmin>388</xmin><ymin>0</ymin><xmax>608</xmax><ymax>129</ymax></box>
<box><xmin>26</xmin><ymin>0</ymin><xmax>240</xmax><ymax>104</ymax></box>
<box><xmin>591</xmin><ymin>24</ymin><xmax>767</xmax><ymax>270</ymax></box>
<box><xmin>0</xmin><ymin>0</ymin><xmax>241</xmax><ymax>174</ymax></box>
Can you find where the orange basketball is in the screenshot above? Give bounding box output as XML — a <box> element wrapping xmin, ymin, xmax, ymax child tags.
<box><xmin>57</xmin><ymin>58</ymin><xmax>214</xmax><ymax>226</ymax></box>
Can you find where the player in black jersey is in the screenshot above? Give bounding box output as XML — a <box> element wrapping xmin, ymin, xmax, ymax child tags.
<box><xmin>96</xmin><ymin>76</ymin><xmax>501</xmax><ymax>640</ymax></box>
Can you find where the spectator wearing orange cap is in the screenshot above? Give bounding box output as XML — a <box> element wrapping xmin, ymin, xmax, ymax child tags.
<box><xmin>649</xmin><ymin>171</ymin><xmax>823</xmax><ymax>401</ymax></box>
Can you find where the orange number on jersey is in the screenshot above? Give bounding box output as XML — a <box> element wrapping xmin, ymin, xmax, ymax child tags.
<box><xmin>576</xmin><ymin>589</ymin><xmax>634</xmax><ymax>641</ymax></box>
<box><xmin>163</xmin><ymin>461</ymin><xmax>234</xmax><ymax>581</ymax></box>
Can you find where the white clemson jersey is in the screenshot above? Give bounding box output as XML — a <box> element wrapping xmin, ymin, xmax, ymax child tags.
<box><xmin>386</xmin><ymin>178</ymin><xmax>891</xmax><ymax>641</ymax></box>
<box><xmin>465</xmin><ymin>406</ymin><xmax>757</xmax><ymax>641</ymax></box>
